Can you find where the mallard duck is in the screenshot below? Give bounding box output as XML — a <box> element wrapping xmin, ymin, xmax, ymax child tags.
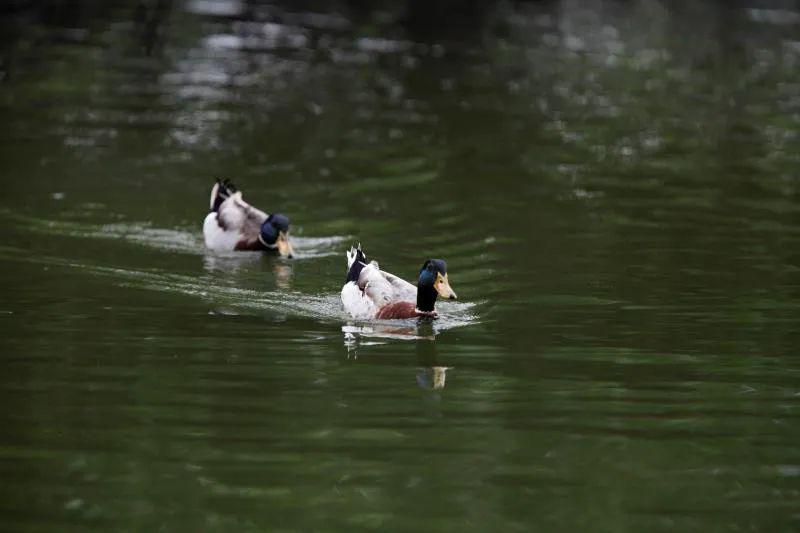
<box><xmin>341</xmin><ymin>245</ymin><xmax>457</xmax><ymax>319</ymax></box>
<box><xmin>202</xmin><ymin>179</ymin><xmax>294</xmax><ymax>257</ymax></box>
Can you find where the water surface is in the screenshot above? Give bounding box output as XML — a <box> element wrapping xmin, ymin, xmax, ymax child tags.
<box><xmin>1</xmin><ymin>1</ymin><xmax>800</xmax><ymax>530</ymax></box>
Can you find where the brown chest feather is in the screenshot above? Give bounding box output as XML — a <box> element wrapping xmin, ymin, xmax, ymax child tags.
<box><xmin>375</xmin><ymin>301</ymin><xmax>421</xmax><ymax>319</ymax></box>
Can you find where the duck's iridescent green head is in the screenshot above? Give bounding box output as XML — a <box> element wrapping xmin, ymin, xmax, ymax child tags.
<box><xmin>417</xmin><ymin>259</ymin><xmax>456</xmax><ymax>312</ymax></box>
<box><xmin>260</xmin><ymin>214</ymin><xmax>294</xmax><ymax>258</ymax></box>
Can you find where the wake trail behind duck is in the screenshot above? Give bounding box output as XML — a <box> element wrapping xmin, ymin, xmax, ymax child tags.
<box><xmin>0</xmin><ymin>210</ymin><xmax>348</xmax><ymax>258</ymax></box>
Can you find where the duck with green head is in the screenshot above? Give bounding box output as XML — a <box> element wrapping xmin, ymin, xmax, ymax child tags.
<box><xmin>341</xmin><ymin>245</ymin><xmax>457</xmax><ymax>319</ymax></box>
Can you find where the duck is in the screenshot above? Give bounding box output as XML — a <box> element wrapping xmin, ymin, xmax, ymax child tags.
<box><xmin>341</xmin><ymin>245</ymin><xmax>457</xmax><ymax>319</ymax></box>
<box><xmin>202</xmin><ymin>179</ymin><xmax>294</xmax><ymax>257</ymax></box>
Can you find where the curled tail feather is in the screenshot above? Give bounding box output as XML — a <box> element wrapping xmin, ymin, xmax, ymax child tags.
<box><xmin>210</xmin><ymin>178</ymin><xmax>238</xmax><ymax>212</ymax></box>
<box><xmin>345</xmin><ymin>244</ymin><xmax>367</xmax><ymax>283</ymax></box>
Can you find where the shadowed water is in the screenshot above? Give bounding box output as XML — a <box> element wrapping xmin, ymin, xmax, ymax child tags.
<box><xmin>1</xmin><ymin>0</ymin><xmax>800</xmax><ymax>531</ymax></box>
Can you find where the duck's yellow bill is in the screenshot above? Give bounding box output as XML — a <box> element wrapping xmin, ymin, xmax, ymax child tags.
<box><xmin>277</xmin><ymin>232</ymin><xmax>294</xmax><ymax>258</ymax></box>
<box><xmin>435</xmin><ymin>272</ymin><xmax>457</xmax><ymax>300</ymax></box>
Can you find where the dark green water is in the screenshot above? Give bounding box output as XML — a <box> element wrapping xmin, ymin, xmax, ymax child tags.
<box><xmin>2</xmin><ymin>1</ymin><xmax>800</xmax><ymax>530</ymax></box>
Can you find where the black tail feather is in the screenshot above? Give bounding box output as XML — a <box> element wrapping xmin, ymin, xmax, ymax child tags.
<box><xmin>211</xmin><ymin>178</ymin><xmax>238</xmax><ymax>212</ymax></box>
<box><xmin>346</xmin><ymin>246</ymin><xmax>367</xmax><ymax>283</ymax></box>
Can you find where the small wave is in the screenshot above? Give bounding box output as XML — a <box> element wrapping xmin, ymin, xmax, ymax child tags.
<box><xmin>1</xmin><ymin>211</ymin><xmax>205</xmax><ymax>254</ymax></box>
<box><xmin>341</xmin><ymin>299</ymin><xmax>479</xmax><ymax>347</ymax></box>
<box><xmin>0</xmin><ymin>245</ymin><xmax>346</xmax><ymax>321</ymax></box>
<box><xmin>1</xmin><ymin>210</ymin><xmax>348</xmax><ymax>258</ymax></box>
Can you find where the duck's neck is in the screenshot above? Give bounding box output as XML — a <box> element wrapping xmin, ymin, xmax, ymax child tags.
<box><xmin>416</xmin><ymin>284</ymin><xmax>437</xmax><ymax>312</ymax></box>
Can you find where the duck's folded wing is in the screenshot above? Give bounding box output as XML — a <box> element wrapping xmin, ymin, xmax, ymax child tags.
<box><xmin>217</xmin><ymin>192</ymin><xmax>269</xmax><ymax>238</ymax></box>
<box><xmin>358</xmin><ymin>263</ymin><xmax>396</xmax><ymax>308</ymax></box>
<box><xmin>380</xmin><ymin>270</ymin><xmax>417</xmax><ymax>301</ymax></box>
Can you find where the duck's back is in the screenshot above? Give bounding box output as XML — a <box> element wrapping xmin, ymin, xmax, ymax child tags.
<box><xmin>358</xmin><ymin>263</ymin><xmax>416</xmax><ymax>307</ymax></box>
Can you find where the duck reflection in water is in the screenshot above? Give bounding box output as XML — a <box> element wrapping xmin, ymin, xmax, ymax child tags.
<box><xmin>414</xmin><ymin>338</ymin><xmax>451</xmax><ymax>392</ymax></box>
<box><xmin>203</xmin><ymin>251</ymin><xmax>263</xmax><ymax>273</ymax></box>
<box><xmin>416</xmin><ymin>366</ymin><xmax>451</xmax><ymax>391</ymax></box>
<box><xmin>342</xmin><ymin>317</ymin><xmax>438</xmax><ymax>349</ymax></box>
<box><xmin>272</xmin><ymin>263</ymin><xmax>293</xmax><ymax>290</ymax></box>
<box><xmin>343</xmin><ymin>321</ymin><xmax>452</xmax><ymax>392</ymax></box>
<box><xmin>203</xmin><ymin>254</ymin><xmax>294</xmax><ymax>289</ymax></box>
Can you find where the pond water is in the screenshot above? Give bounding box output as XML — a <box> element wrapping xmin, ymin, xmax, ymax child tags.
<box><xmin>1</xmin><ymin>0</ymin><xmax>799</xmax><ymax>530</ymax></box>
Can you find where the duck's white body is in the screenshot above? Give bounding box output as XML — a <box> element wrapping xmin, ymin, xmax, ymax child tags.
<box><xmin>340</xmin><ymin>281</ymin><xmax>378</xmax><ymax>319</ymax></box>
<box><xmin>341</xmin><ymin>246</ymin><xmax>417</xmax><ymax>319</ymax></box>
<box><xmin>203</xmin><ymin>211</ymin><xmax>243</xmax><ymax>251</ymax></box>
<box><xmin>203</xmin><ymin>181</ymin><xmax>270</xmax><ymax>252</ymax></box>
